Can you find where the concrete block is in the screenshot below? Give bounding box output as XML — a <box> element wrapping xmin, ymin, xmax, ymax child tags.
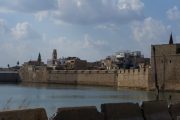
<box><xmin>142</xmin><ymin>100</ymin><xmax>172</xmax><ymax>120</ymax></box>
<box><xmin>169</xmin><ymin>102</ymin><xmax>180</xmax><ymax>120</ymax></box>
<box><xmin>0</xmin><ymin>108</ymin><xmax>48</xmax><ymax>120</ymax></box>
<box><xmin>101</xmin><ymin>103</ymin><xmax>143</xmax><ymax>120</ymax></box>
<box><xmin>53</xmin><ymin>106</ymin><xmax>103</xmax><ymax>120</ymax></box>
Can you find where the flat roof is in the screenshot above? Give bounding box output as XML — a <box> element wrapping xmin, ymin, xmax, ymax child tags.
<box><xmin>151</xmin><ymin>43</ymin><xmax>180</xmax><ymax>46</ymax></box>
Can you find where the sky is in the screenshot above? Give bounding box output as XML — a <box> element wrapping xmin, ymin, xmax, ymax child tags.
<box><xmin>0</xmin><ymin>0</ymin><xmax>180</xmax><ymax>67</ymax></box>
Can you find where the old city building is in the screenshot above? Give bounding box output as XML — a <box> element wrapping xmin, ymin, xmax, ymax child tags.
<box><xmin>151</xmin><ymin>33</ymin><xmax>180</xmax><ymax>90</ymax></box>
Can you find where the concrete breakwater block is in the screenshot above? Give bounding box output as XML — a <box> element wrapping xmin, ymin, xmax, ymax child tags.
<box><xmin>0</xmin><ymin>108</ymin><xmax>48</xmax><ymax>120</ymax></box>
<box><xmin>101</xmin><ymin>103</ymin><xmax>144</xmax><ymax>120</ymax></box>
<box><xmin>142</xmin><ymin>101</ymin><xmax>172</xmax><ymax>120</ymax></box>
<box><xmin>53</xmin><ymin>106</ymin><xmax>104</xmax><ymax>120</ymax></box>
<box><xmin>169</xmin><ymin>103</ymin><xmax>180</xmax><ymax>120</ymax></box>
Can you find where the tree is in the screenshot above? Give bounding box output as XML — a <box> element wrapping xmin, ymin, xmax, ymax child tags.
<box><xmin>7</xmin><ymin>64</ymin><xmax>10</xmax><ymax>68</ymax></box>
<box><xmin>37</xmin><ymin>52</ymin><xmax>42</xmax><ymax>63</ymax></box>
<box><xmin>17</xmin><ymin>61</ymin><xmax>19</xmax><ymax>66</ymax></box>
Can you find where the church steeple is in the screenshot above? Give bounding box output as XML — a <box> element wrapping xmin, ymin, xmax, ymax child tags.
<box><xmin>169</xmin><ymin>33</ymin><xmax>173</xmax><ymax>45</ymax></box>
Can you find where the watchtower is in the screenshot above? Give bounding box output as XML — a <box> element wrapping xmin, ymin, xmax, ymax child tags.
<box><xmin>151</xmin><ymin>33</ymin><xmax>180</xmax><ymax>90</ymax></box>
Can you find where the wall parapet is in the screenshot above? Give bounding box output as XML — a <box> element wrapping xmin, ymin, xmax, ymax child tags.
<box><xmin>118</xmin><ymin>68</ymin><xmax>149</xmax><ymax>74</ymax></box>
<box><xmin>49</xmin><ymin>70</ymin><xmax>116</xmax><ymax>74</ymax></box>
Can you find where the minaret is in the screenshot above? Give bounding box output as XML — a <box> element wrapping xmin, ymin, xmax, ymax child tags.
<box><xmin>52</xmin><ymin>49</ymin><xmax>57</xmax><ymax>65</ymax></box>
<box><xmin>169</xmin><ymin>33</ymin><xmax>173</xmax><ymax>45</ymax></box>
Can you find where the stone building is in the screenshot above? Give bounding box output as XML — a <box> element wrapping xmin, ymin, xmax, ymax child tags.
<box><xmin>64</xmin><ymin>57</ymin><xmax>87</xmax><ymax>70</ymax></box>
<box><xmin>102</xmin><ymin>51</ymin><xmax>149</xmax><ymax>70</ymax></box>
<box><xmin>151</xmin><ymin>33</ymin><xmax>180</xmax><ymax>90</ymax></box>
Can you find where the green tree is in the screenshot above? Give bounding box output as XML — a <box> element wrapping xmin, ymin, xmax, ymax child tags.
<box><xmin>38</xmin><ymin>52</ymin><xmax>41</xmax><ymax>63</ymax></box>
<box><xmin>17</xmin><ymin>61</ymin><xmax>19</xmax><ymax>66</ymax></box>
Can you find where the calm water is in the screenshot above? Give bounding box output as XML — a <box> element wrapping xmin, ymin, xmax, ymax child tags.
<box><xmin>0</xmin><ymin>83</ymin><xmax>180</xmax><ymax>117</ymax></box>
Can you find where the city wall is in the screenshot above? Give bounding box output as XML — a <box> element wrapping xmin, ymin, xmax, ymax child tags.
<box><xmin>117</xmin><ymin>68</ymin><xmax>154</xmax><ymax>90</ymax></box>
<box><xmin>48</xmin><ymin>70</ymin><xmax>117</xmax><ymax>86</ymax></box>
<box><xmin>19</xmin><ymin>65</ymin><xmax>154</xmax><ymax>90</ymax></box>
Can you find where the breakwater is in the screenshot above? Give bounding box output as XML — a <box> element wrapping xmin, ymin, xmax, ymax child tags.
<box><xmin>0</xmin><ymin>101</ymin><xmax>179</xmax><ymax>120</ymax></box>
<box><xmin>19</xmin><ymin>65</ymin><xmax>154</xmax><ymax>90</ymax></box>
<box><xmin>0</xmin><ymin>71</ymin><xmax>20</xmax><ymax>83</ymax></box>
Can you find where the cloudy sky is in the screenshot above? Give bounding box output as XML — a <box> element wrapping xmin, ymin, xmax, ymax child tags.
<box><xmin>0</xmin><ymin>0</ymin><xmax>180</xmax><ymax>67</ymax></box>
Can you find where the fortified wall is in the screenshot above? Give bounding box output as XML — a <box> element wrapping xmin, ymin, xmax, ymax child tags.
<box><xmin>19</xmin><ymin>64</ymin><xmax>154</xmax><ymax>90</ymax></box>
<box><xmin>117</xmin><ymin>67</ymin><xmax>154</xmax><ymax>90</ymax></box>
<box><xmin>19</xmin><ymin>65</ymin><xmax>117</xmax><ymax>87</ymax></box>
<box><xmin>48</xmin><ymin>70</ymin><xmax>117</xmax><ymax>86</ymax></box>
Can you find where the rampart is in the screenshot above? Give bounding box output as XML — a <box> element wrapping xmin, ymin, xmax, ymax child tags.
<box><xmin>19</xmin><ymin>65</ymin><xmax>155</xmax><ymax>90</ymax></box>
<box><xmin>117</xmin><ymin>67</ymin><xmax>154</xmax><ymax>90</ymax></box>
<box><xmin>48</xmin><ymin>70</ymin><xmax>117</xmax><ymax>86</ymax></box>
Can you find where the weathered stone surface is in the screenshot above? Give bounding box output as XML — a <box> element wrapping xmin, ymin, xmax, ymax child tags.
<box><xmin>53</xmin><ymin>106</ymin><xmax>104</xmax><ymax>120</ymax></box>
<box><xmin>101</xmin><ymin>102</ymin><xmax>144</xmax><ymax>120</ymax></box>
<box><xmin>0</xmin><ymin>108</ymin><xmax>48</xmax><ymax>120</ymax></box>
<box><xmin>142</xmin><ymin>101</ymin><xmax>172</xmax><ymax>120</ymax></box>
<box><xmin>169</xmin><ymin>102</ymin><xmax>180</xmax><ymax>120</ymax></box>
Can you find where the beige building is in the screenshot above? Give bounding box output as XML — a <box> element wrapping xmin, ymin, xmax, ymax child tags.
<box><xmin>151</xmin><ymin>34</ymin><xmax>180</xmax><ymax>90</ymax></box>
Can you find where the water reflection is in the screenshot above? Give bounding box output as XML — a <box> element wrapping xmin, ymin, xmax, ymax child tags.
<box><xmin>0</xmin><ymin>83</ymin><xmax>180</xmax><ymax>117</ymax></box>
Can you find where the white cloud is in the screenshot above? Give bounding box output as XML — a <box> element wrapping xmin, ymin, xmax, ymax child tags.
<box><xmin>34</xmin><ymin>11</ymin><xmax>49</xmax><ymax>22</ymax></box>
<box><xmin>0</xmin><ymin>19</ymin><xmax>9</xmax><ymax>35</ymax></box>
<box><xmin>117</xmin><ymin>0</ymin><xmax>144</xmax><ymax>11</ymax></box>
<box><xmin>11</xmin><ymin>22</ymin><xmax>41</xmax><ymax>40</ymax></box>
<box><xmin>0</xmin><ymin>20</ymin><xmax>43</xmax><ymax>66</ymax></box>
<box><xmin>131</xmin><ymin>17</ymin><xmax>170</xmax><ymax>56</ymax></box>
<box><xmin>44</xmin><ymin>34</ymin><xmax>109</xmax><ymax>61</ymax></box>
<box><xmin>0</xmin><ymin>7</ymin><xmax>14</xmax><ymax>13</ymax></box>
<box><xmin>53</xmin><ymin>0</ymin><xmax>144</xmax><ymax>25</ymax></box>
<box><xmin>167</xmin><ymin>6</ymin><xmax>180</xmax><ymax>21</ymax></box>
<box><xmin>131</xmin><ymin>17</ymin><xmax>170</xmax><ymax>42</ymax></box>
<box><xmin>0</xmin><ymin>0</ymin><xmax>144</xmax><ymax>24</ymax></box>
<box><xmin>96</xmin><ymin>24</ymin><xmax>120</xmax><ymax>32</ymax></box>
<box><xmin>0</xmin><ymin>0</ymin><xmax>58</xmax><ymax>13</ymax></box>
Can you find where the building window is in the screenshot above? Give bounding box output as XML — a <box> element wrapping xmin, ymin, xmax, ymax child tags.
<box><xmin>170</xmin><ymin>60</ymin><xmax>171</xmax><ymax>63</ymax></box>
<box><xmin>161</xmin><ymin>60</ymin><xmax>163</xmax><ymax>63</ymax></box>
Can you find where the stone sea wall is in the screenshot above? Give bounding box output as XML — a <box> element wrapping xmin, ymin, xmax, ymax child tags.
<box><xmin>48</xmin><ymin>70</ymin><xmax>117</xmax><ymax>86</ymax></box>
<box><xmin>19</xmin><ymin>65</ymin><xmax>154</xmax><ymax>89</ymax></box>
<box><xmin>117</xmin><ymin>67</ymin><xmax>154</xmax><ymax>90</ymax></box>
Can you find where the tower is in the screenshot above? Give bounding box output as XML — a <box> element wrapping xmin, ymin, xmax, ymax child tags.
<box><xmin>52</xmin><ymin>49</ymin><xmax>57</xmax><ymax>65</ymax></box>
<box><xmin>151</xmin><ymin>33</ymin><xmax>180</xmax><ymax>90</ymax></box>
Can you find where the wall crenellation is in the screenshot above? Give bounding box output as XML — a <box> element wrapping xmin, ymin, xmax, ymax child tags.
<box><xmin>118</xmin><ymin>67</ymin><xmax>149</xmax><ymax>74</ymax></box>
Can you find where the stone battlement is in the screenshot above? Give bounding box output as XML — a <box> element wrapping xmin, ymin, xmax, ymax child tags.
<box><xmin>118</xmin><ymin>67</ymin><xmax>149</xmax><ymax>74</ymax></box>
<box><xmin>117</xmin><ymin>67</ymin><xmax>153</xmax><ymax>90</ymax></box>
<box><xmin>49</xmin><ymin>70</ymin><xmax>116</xmax><ymax>74</ymax></box>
